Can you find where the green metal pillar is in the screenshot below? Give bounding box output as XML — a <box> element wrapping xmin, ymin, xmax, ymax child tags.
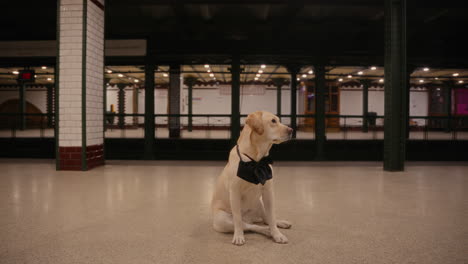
<box><xmin>287</xmin><ymin>66</ymin><xmax>300</xmax><ymax>138</ymax></box>
<box><xmin>272</xmin><ymin>78</ymin><xmax>285</xmax><ymax>119</ymax></box>
<box><xmin>384</xmin><ymin>0</ymin><xmax>407</xmax><ymax>171</ymax></box>
<box><xmin>117</xmin><ymin>83</ymin><xmax>126</xmax><ymax>129</ymax></box>
<box><xmin>18</xmin><ymin>82</ymin><xmax>26</xmax><ymax>130</ymax></box>
<box><xmin>231</xmin><ymin>53</ymin><xmax>241</xmax><ymax>145</ymax></box>
<box><xmin>406</xmin><ymin>66</ymin><xmax>415</xmax><ymax>139</ymax></box>
<box><xmin>46</xmin><ymin>84</ymin><xmax>54</xmax><ymax>128</ymax></box>
<box><xmin>144</xmin><ymin>63</ymin><xmax>155</xmax><ymax>159</ymax></box>
<box><xmin>169</xmin><ymin>64</ymin><xmax>181</xmax><ymax>138</ymax></box>
<box><xmin>314</xmin><ymin>65</ymin><xmax>326</xmax><ymax>160</ymax></box>
<box><xmin>184</xmin><ymin>76</ymin><xmax>197</xmax><ymax>132</ymax></box>
<box><xmin>444</xmin><ymin>80</ymin><xmax>453</xmax><ymax>132</ymax></box>
<box><xmin>361</xmin><ymin>79</ymin><xmax>370</xmax><ymax>132</ymax></box>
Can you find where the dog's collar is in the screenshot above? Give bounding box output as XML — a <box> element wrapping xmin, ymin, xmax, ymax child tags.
<box><xmin>236</xmin><ymin>145</ymin><xmax>273</xmax><ymax>185</ymax></box>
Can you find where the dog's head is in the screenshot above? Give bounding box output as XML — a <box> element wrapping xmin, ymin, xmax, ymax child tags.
<box><xmin>245</xmin><ymin>111</ymin><xmax>293</xmax><ymax>144</ymax></box>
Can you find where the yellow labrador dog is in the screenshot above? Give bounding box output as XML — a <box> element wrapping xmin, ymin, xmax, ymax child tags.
<box><xmin>211</xmin><ymin>111</ymin><xmax>293</xmax><ymax>245</ymax></box>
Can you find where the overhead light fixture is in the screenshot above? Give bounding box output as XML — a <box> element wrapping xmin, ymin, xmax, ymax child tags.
<box><xmin>297</xmin><ymin>78</ymin><xmax>300</xmax><ymax>81</ymax></box>
<box><xmin>338</xmin><ymin>78</ymin><xmax>343</xmax><ymax>82</ymax></box>
<box><xmin>47</xmin><ymin>78</ymin><xmax>52</xmax><ymax>81</ymax></box>
<box><xmin>128</xmin><ymin>77</ymin><xmax>132</xmax><ymax>80</ymax></box>
<box><xmin>209</xmin><ymin>73</ymin><xmax>214</xmax><ymax>77</ymax></box>
<box><xmin>118</xmin><ymin>74</ymin><xmax>124</xmax><ymax>77</ymax></box>
<box><xmin>254</xmin><ymin>77</ymin><xmax>259</xmax><ymax>81</ymax></box>
<box><xmin>347</xmin><ymin>75</ymin><xmax>352</xmax><ymax>78</ymax></box>
<box><xmin>12</xmin><ymin>71</ymin><xmax>19</xmax><ymax>75</ymax></box>
<box><xmin>163</xmin><ymin>73</ymin><xmax>168</xmax><ymax>77</ymax></box>
<box><xmin>371</xmin><ymin>66</ymin><xmax>377</xmax><ymax>70</ymax></box>
<box><xmin>436</xmin><ymin>88</ymin><xmax>441</xmax><ymax>91</ymax></box>
<box><xmin>302</xmin><ymin>74</ymin><xmax>307</xmax><ymax>78</ymax></box>
<box><xmin>358</xmin><ymin>71</ymin><xmax>363</xmax><ymax>75</ymax></box>
<box><xmin>256</xmin><ymin>74</ymin><xmax>261</xmax><ymax>77</ymax></box>
<box><xmin>34</xmin><ymin>75</ymin><xmax>37</xmax><ymax>78</ymax></box>
<box><xmin>207</xmin><ymin>69</ymin><xmax>211</xmax><ymax>73</ymax></box>
<box><xmin>379</xmin><ymin>79</ymin><xmax>384</xmax><ymax>83</ymax></box>
<box><xmin>453</xmin><ymin>73</ymin><xmax>459</xmax><ymax>77</ymax></box>
<box><xmin>459</xmin><ymin>80</ymin><xmax>464</xmax><ymax>84</ymax></box>
<box><xmin>204</xmin><ymin>64</ymin><xmax>210</xmax><ymax>68</ymax></box>
<box><xmin>261</xmin><ymin>65</ymin><xmax>266</xmax><ymax>69</ymax></box>
<box><xmin>423</xmin><ymin>67</ymin><xmax>429</xmax><ymax>72</ymax></box>
<box><xmin>134</xmin><ymin>79</ymin><xmax>139</xmax><ymax>83</ymax></box>
<box><xmin>308</xmin><ymin>70</ymin><xmax>313</xmax><ymax>74</ymax></box>
<box><xmin>41</xmin><ymin>66</ymin><xmax>47</xmax><ymax>70</ymax></box>
<box><xmin>435</xmin><ymin>77</ymin><xmax>439</xmax><ymax>80</ymax></box>
<box><xmin>258</xmin><ymin>70</ymin><xmax>263</xmax><ymax>74</ymax></box>
<box><xmin>107</xmin><ymin>70</ymin><xmax>112</xmax><ymax>74</ymax></box>
<box><xmin>419</xmin><ymin>80</ymin><xmax>424</xmax><ymax>83</ymax></box>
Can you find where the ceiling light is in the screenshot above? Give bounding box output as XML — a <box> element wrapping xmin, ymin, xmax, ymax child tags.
<box><xmin>107</xmin><ymin>70</ymin><xmax>112</xmax><ymax>74</ymax></box>
<box><xmin>379</xmin><ymin>79</ymin><xmax>384</xmax><ymax>83</ymax></box>
<box><xmin>256</xmin><ymin>74</ymin><xmax>261</xmax><ymax>77</ymax></box>
<box><xmin>34</xmin><ymin>75</ymin><xmax>37</xmax><ymax>78</ymax></box>
<box><xmin>128</xmin><ymin>77</ymin><xmax>132</xmax><ymax>80</ymax></box>
<box><xmin>358</xmin><ymin>71</ymin><xmax>363</xmax><ymax>75</ymax></box>
<box><xmin>423</xmin><ymin>67</ymin><xmax>429</xmax><ymax>72</ymax></box>
<box><xmin>209</xmin><ymin>73</ymin><xmax>214</xmax><ymax>77</ymax></box>
<box><xmin>204</xmin><ymin>64</ymin><xmax>210</xmax><ymax>68</ymax></box>
<box><xmin>47</xmin><ymin>78</ymin><xmax>52</xmax><ymax>81</ymax></box>
<box><xmin>163</xmin><ymin>73</ymin><xmax>168</xmax><ymax>77</ymax></box>
<box><xmin>371</xmin><ymin>66</ymin><xmax>377</xmax><ymax>70</ymax></box>
<box><xmin>453</xmin><ymin>73</ymin><xmax>459</xmax><ymax>77</ymax></box>
<box><xmin>207</xmin><ymin>69</ymin><xmax>211</xmax><ymax>73</ymax></box>
<box><xmin>302</xmin><ymin>74</ymin><xmax>307</xmax><ymax>78</ymax></box>
<box><xmin>134</xmin><ymin>79</ymin><xmax>139</xmax><ymax>83</ymax></box>
<box><xmin>12</xmin><ymin>71</ymin><xmax>19</xmax><ymax>75</ymax></box>
<box><xmin>118</xmin><ymin>74</ymin><xmax>124</xmax><ymax>77</ymax></box>
<box><xmin>459</xmin><ymin>80</ymin><xmax>464</xmax><ymax>84</ymax></box>
<box><xmin>254</xmin><ymin>77</ymin><xmax>259</xmax><ymax>81</ymax></box>
<box><xmin>435</xmin><ymin>77</ymin><xmax>439</xmax><ymax>80</ymax></box>
<box><xmin>436</xmin><ymin>88</ymin><xmax>441</xmax><ymax>91</ymax></box>
<box><xmin>308</xmin><ymin>70</ymin><xmax>313</xmax><ymax>74</ymax></box>
<box><xmin>258</xmin><ymin>70</ymin><xmax>263</xmax><ymax>74</ymax></box>
<box><xmin>338</xmin><ymin>78</ymin><xmax>343</xmax><ymax>82</ymax></box>
<box><xmin>347</xmin><ymin>75</ymin><xmax>352</xmax><ymax>78</ymax></box>
<box><xmin>41</xmin><ymin>66</ymin><xmax>47</xmax><ymax>70</ymax></box>
<box><xmin>419</xmin><ymin>80</ymin><xmax>424</xmax><ymax>83</ymax></box>
<box><xmin>297</xmin><ymin>78</ymin><xmax>300</xmax><ymax>81</ymax></box>
<box><xmin>261</xmin><ymin>65</ymin><xmax>266</xmax><ymax>69</ymax></box>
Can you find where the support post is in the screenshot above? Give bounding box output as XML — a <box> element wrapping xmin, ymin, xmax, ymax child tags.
<box><xmin>18</xmin><ymin>82</ymin><xmax>26</xmax><ymax>130</ymax></box>
<box><xmin>117</xmin><ymin>83</ymin><xmax>126</xmax><ymax>129</ymax></box>
<box><xmin>184</xmin><ymin>76</ymin><xmax>198</xmax><ymax>132</ymax></box>
<box><xmin>361</xmin><ymin>79</ymin><xmax>370</xmax><ymax>132</ymax></box>
<box><xmin>231</xmin><ymin>53</ymin><xmax>241</xmax><ymax>145</ymax></box>
<box><xmin>444</xmin><ymin>80</ymin><xmax>453</xmax><ymax>132</ymax></box>
<box><xmin>384</xmin><ymin>0</ymin><xmax>407</xmax><ymax>171</ymax></box>
<box><xmin>169</xmin><ymin>64</ymin><xmax>181</xmax><ymax>138</ymax></box>
<box><xmin>314</xmin><ymin>65</ymin><xmax>326</xmax><ymax>160</ymax></box>
<box><xmin>272</xmin><ymin>78</ymin><xmax>285</xmax><ymax>119</ymax></box>
<box><xmin>287</xmin><ymin>66</ymin><xmax>300</xmax><ymax>138</ymax></box>
<box><xmin>46</xmin><ymin>84</ymin><xmax>54</xmax><ymax>128</ymax></box>
<box><xmin>144</xmin><ymin>63</ymin><xmax>155</xmax><ymax>159</ymax></box>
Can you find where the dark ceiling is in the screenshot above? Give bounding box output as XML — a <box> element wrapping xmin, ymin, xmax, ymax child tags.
<box><xmin>1</xmin><ymin>0</ymin><xmax>468</xmax><ymax>65</ymax></box>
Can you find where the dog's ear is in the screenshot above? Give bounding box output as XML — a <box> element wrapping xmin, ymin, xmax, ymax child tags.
<box><xmin>246</xmin><ymin>111</ymin><xmax>264</xmax><ymax>135</ymax></box>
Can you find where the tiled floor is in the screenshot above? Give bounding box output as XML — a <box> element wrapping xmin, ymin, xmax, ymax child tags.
<box><xmin>0</xmin><ymin>159</ymin><xmax>467</xmax><ymax>263</ymax></box>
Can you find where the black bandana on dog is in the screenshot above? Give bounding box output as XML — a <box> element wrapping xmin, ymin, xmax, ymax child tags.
<box><xmin>236</xmin><ymin>145</ymin><xmax>273</xmax><ymax>185</ymax></box>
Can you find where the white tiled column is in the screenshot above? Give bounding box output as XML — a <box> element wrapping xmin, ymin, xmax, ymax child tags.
<box><xmin>57</xmin><ymin>0</ymin><xmax>105</xmax><ymax>170</ymax></box>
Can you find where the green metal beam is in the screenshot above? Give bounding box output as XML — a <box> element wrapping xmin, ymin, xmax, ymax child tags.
<box><xmin>361</xmin><ymin>79</ymin><xmax>370</xmax><ymax>133</ymax></box>
<box><xmin>19</xmin><ymin>82</ymin><xmax>26</xmax><ymax>130</ymax></box>
<box><xmin>144</xmin><ymin>63</ymin><xmax>155</xmax><ymax>159</ymax></box>
<box><xmin>314</xmin><ymin>65</ymin><xmax>326</xmax><ymax>160</ymax></box>
<box><xmin>169</xmin><ymin>64</ymin><xmax>181</xmax><ymax>138</ymax></box>
<box><xmin>184</xmin><ymin>76</ymin><xmax>198</xmax><ymax>132</ymax></box>
<box><xmin>287</xmin><ymin>66</ymin><xmax>300</xmax><ymax>139</ymax></box>
<box><xmin>384</xmin><ymin>0</ymin><xmax>407</xmax><ymax>171</ymax></box>
<box><xmin>272</xmin><ymin>77</ymin><xmax>285</xmax><ymax>119</ymax></box>
<box><xmin>231</xmin><ymin>53</ymin><xmax>241</xmax><ymax>145</ymax></box>
<box><xmin>117</xmin><ymin>83</ymin><xmax>126</xmax><ymax>129</ymax></box>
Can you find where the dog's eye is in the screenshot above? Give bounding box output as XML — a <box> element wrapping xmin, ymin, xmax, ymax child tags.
<box><xmin>272</xmin><ymin>119</ymin><xmax>277</xmax><ymax>123</ymax></box>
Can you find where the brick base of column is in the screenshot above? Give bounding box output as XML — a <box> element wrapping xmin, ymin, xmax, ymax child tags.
<box><xmin>59</xmin><ymin>144</ymin><xmax>104</xmax><ymax>171</ymax></box>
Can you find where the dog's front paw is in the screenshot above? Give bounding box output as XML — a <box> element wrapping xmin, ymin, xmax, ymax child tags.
<box><xmin>277</xmin><ymin>220</ymin><xmax>292</xmax><ymax>229</ymax></box>
<box><xmin>272</xmin><ymin>231</ymin><xmax>288</xmax><ymax>244</ymax></box>
<box><xmin>232</xmin><ymin>233</ymin><xmax>245</xmax><ymax>246</ymax></box>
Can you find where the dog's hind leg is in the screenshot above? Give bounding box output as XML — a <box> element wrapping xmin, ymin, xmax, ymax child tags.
<box><xmin>213</xmin><ymin>210</ymin><xmax>271</xmax><ymax>237</ymax></box>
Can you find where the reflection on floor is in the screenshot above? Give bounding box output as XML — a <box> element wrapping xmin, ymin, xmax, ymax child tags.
<box><xmin>0</xmin><ymin>159</ymin><xmax>467</xmax><ymax>263</ymax></box>
<box><xmin>2</xmin><ymin>128</ymin><xmax>468</xmax><ymax>140</ymax></box>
